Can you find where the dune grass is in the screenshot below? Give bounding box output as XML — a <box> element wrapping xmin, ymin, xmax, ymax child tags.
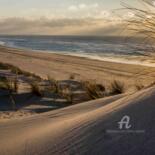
<box><xmin>47</xmin><ymin>75</ymin><xmax>60</xmax><ymax>94</ymax></box>
<box><xmin>0</xmin><ymin>62</ymin><xmax>128</xmax><ymax>107</ymax></box>
<box><xmin>29</xmin><ymin>81</ymin><xmax>43</xmax><ymax>97</ymax></box>
<box><xmin>0</xmin><ymin>62</ymin><xmax>41</xmax><ymax>80</ymax></box>
<box><xmin>60</xmin><ymin>85</ymin><xmax>74</xmax><ymax>104</ymax></box>
<box><xmin>82</xmin><ymin>80</ymin><xmax>106</xmax><ymax>100</ymax></box>
<box><xmin>1</xmin><ymin>78</ymin><xmax>14</xmax><ymax>92</ymax></box>
<box><xmin>135</xmin><ymin>82</ymin><xmax>145</xmax><ymax>91</ymax></box>
<box><xmin>0</xmin><ymin>77</ymin><xmax>17</xmax><ymax>110</ymax></box>
<box><xmin>0</xmin><ymin>77</ymin><xmax>8</xmax><ymax>90</ymax></box>
<box><xmin>110</xmin><ymin>80</ymin><xmax>125</xmax><ymax>95</ymax></box>
<box><xmin>69</xmin><ymin>74</ymin><xmax>75</xmax><ymax>80</ymax></box>
<box><xmin>120</xmin><ymin>0</ymin><xmax>155</xmax><ymax>55</ymax></box>
<box><xmin>0</xmin><ymin>76</ymin><xmax>19</xmax><ymax>93</ymax></box>
<box><xmin>13</xmin><ymin>76</ymin><xmax>19</xmax><ymax>93</ymax></box>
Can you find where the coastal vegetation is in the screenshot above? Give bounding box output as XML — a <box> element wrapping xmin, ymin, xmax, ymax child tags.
<box><xmin>0</xmin><ymin>61</ymin><xmax>154</xmax><ymax>113</ymax></box>
<box><xmin>0</xmin><ymin>62</ymin><xmax>128</xmax><ymax>110</ymax></box>
<box><xmin>121</xmin><ymin>0</ymin><xmax>155</xmax><ymax>55</ymax></box>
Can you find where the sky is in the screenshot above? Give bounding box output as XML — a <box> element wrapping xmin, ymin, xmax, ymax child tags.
<box><xmin>0</xmin><ymin>0</ymin><xmax>122</xmax><ymax>18</ymax></box>
<box><xmin>0</xmin><ymin>0</ymin><xmax>142</xmax><ymax>35</ymax></box>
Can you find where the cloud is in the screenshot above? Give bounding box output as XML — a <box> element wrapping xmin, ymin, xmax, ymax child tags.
<box><xmin>0</xmin><ymin>17</ymin><xmax>98</xmax><ymax>35</ymax></box>
<box><xmin>68</xmin><ymin>5</ymin><xmax>78</xmax><ymax>11</ymax></box>
<box><xmin>98</xmin><ymin>11</ymin><xmax>110</xmax><ymax>19</ymax></box>
<box><xmin>67</xmin><ymin>3</ymin><xmax>112</xmax><ymax>20</ymax></box>
<box><xmin>68</xmin><ymin>3</ymin><xmax>99</xmax><ymax>12</ymax></box>
<box><xmin>90</xmin><ymin>3</ymin><xmax>99</xmax><ymax>8</ymax></box>
<box><xmin>79</xmin><ymin>4</ymin><xmax>87</xmax><ymax>9</ymax></box>
<box><xmin>0</xmin><ymin>17</ymin><xmax>125</xmax><ymax>36</ymax></box>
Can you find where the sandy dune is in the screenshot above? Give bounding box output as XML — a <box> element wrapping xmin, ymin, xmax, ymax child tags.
<box><xmin>1</xmin><ymin>46</ymin><xmax>155</xmax><ymax>154</ymax></box>
<box><xmin>0</xmin><ymin>87</ymin><xmax>155</xmax><ymax>155</ymax></box>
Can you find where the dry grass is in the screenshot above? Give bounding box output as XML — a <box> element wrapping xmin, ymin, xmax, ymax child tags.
<box><xmin>13</xmin><ymin>77</ymin><xmax>19</xmax><ymax>93</ymax></box>
<box><xmin>145</xmin><ymin>81</ymin><xmax>155</xmax><ymax>89</ymax></box>
<box><xmin>61</xmin><ymin>85</ymin><xmax>74</xmax><ymax>104</ymax></box>
<box><xmin>82</xmin><ymin>80</ymin><xmax>105</xmax><ymax>100</ymax></box>
<box><xmin>0</xmin><ymin>77</ymin><xmax>17</xmax><ymax>110</ymax></box>
<box><xmin>3</xmin><ymin>79</ymin><xmax>14</xmax><ymax>93</ymax></box>
<box><xmin>120</xmin><ymin>0</ymin><xmax>155</xmax><ymax>54</ymax></box>
<box><xmin>47</xmin><ymin>76</ymin><xmax>60</xmax><ymax>94</ymax></box>
<box><xmin>0</xmin><ymin>77</ymin><xmax>8</xmax><ymax>90</ymax></box>
<box><xmin>0</xmin><ymin>62</ymin><xmax>41</xmax><ymax>80</ymax></box>
<box><xmin>47</xmin><ymin>76</ymin><xmax>74</xmax><ymax>103</ymax></box>
<box><xmin>110</xmin><ymin>80</ymin><xmax>125</xmax><ymax>95</ymax></box>
<box><xmin>69</xmin><ymin>74</ymin><xmax>75</xmax><ymax>80</ymax></box>
<box><xmin>135</xmin><ymin>82</ymin><xmax>145</xmax><ymax>91</ymax></box>
<box><xmin>29</xmin><ymin>81</ymin><xmax>43</xmax><ymax>97</ymax></box>
<box><xmin>0</xmin><ymin>77</ymin><xmax>18</xmax><ymax>93</ymax></box>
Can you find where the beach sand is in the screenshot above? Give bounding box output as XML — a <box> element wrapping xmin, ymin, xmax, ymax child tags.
<box><xmin>0</xmin><ymin>45</ymin><xmax>155</xmax><ymax>88</ymax></box>
<box><xmin>1</xmin><ymin>45</ymin><xmax>155</xmax><ymax>154</ymax></box>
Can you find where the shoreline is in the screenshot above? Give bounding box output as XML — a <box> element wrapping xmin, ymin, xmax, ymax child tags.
<box><xmin>1</xmin><ymin>44</ymin><xmax>155</xmax><ymax>68</ymax></box>
<box><xmin>61</xmin><ymin>52</ymin><xmax>155</xmax><ymax>67</ymax></box>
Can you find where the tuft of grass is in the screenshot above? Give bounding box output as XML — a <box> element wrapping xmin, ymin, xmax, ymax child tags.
<box><xmin>0</xmin><ymin>63</ymin><xmax>11</xmax><ymax>70</ymax></box>
<box><xmin>4</xmin><ymin>78</ymin><xmax>14</xmax><ymax>93</ymax></box>
<box><xmin>29</xmin><ymin>81</ymin><xmax>43</xmax><ymax>97</ymax></box>
<box><xmin>12</xmin><ymin>72</ymin><xmax>19</xmax><ymax>93</ymax></box>
<box><xmin>82</xmin><ymin>80</ymin><xmax>105</xmax><ymax>100</ymax></box>
<box><xmin>145</xmin><ymin>81</ymin><xmax>155</xmax><ymax>89</ymax></box>
<box><xmin>110</xmin><ymin>80</ymin><xmax>125</xmax><ymax>95</ymax></box>
<box><xmin>0</xmin><ymin>77</ymin><xmax>18</xmax><ymax>93</ymax></box>
<box><xmin>0</xmin><ymin>77</ymin><xmax>8</xmax><ymax>90</ymax></box>
<box><xmin>0</xmin><ymin>62</ymin><xmax>41</xmax><ymax>80</ymax></box>
<box><xmin>13</xmin><ymin>77</ymin><xmax>19</xmax><ymax>93</ymax></box>
<box><xmin>69</xmin><ymin>74</ymin><xmax>75</xmax><ymax>80</ymax></box>
<box><xmin>0</xmin><ymin>77</ymin><xmax>16</xmax><ymax>110</ymax></box>
<box><xmin>60</xmin><ymin>85</ymin><xmax>74</xmax><ymax>104</ymax></box>
<box><xmin>121</xmin><ymin>1</ymin><xmax>155</xmax><ymax>55</ymax></box>
<box><xmin>135</xmin><ymin>82</ymin><xmax>145</xmax><ymax>91</ymax></box>
<box><xmin>47</xmin><ymin>76</ymin><xmax>60</xmax><ymax>94</ymax></box>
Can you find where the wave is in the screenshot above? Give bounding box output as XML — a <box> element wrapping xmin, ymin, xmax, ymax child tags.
<box><xmin>0</xmin><ymin>41</ymin><xmax>5</xmax><ymax>45</ymax></box>
<box><xmin>0</xmin><ymin>40</ymin><xmax>16</xmax><ymax>47</ymax></box>
<box><xmin>58</xmin><ymin>52</ymin><xmax>155</xmax><ymax>67</ymax></box>
<box><xmin>0</xmin><ymin>35</ymin><xmax>155</xmax><ymax>67</ymax></box>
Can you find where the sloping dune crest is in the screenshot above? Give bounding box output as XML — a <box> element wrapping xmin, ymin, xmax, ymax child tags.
<box><xmin>0</xmin><ymin>87</ymin><xmax>155</xmax><ymax>155</ymax></box>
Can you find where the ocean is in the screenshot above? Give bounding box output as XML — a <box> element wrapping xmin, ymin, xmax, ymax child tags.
<box><xmin>0</xmin><ymin>35</ymin><xmax>153</xmax><ymax>65</ymax></box>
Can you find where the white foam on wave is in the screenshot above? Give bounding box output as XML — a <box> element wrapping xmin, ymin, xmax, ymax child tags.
<box><xmin>31</xmin><ymin>49</ymin><xmax>155</xmax><ymax>67</ymax></box>
<box><xmin>59</xmin><ymin>52</ymin><xmax>155</xmax><ymax>67</ymax></box>
<box><xmin>0</xmin><ymin>40</ymin><xmax>17</xmax><ymax>48</ymax></box>
<box><xmin>0</xmin><ymin>41</ymin><xmax>5</xmax><ymax>45</ymax></box>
